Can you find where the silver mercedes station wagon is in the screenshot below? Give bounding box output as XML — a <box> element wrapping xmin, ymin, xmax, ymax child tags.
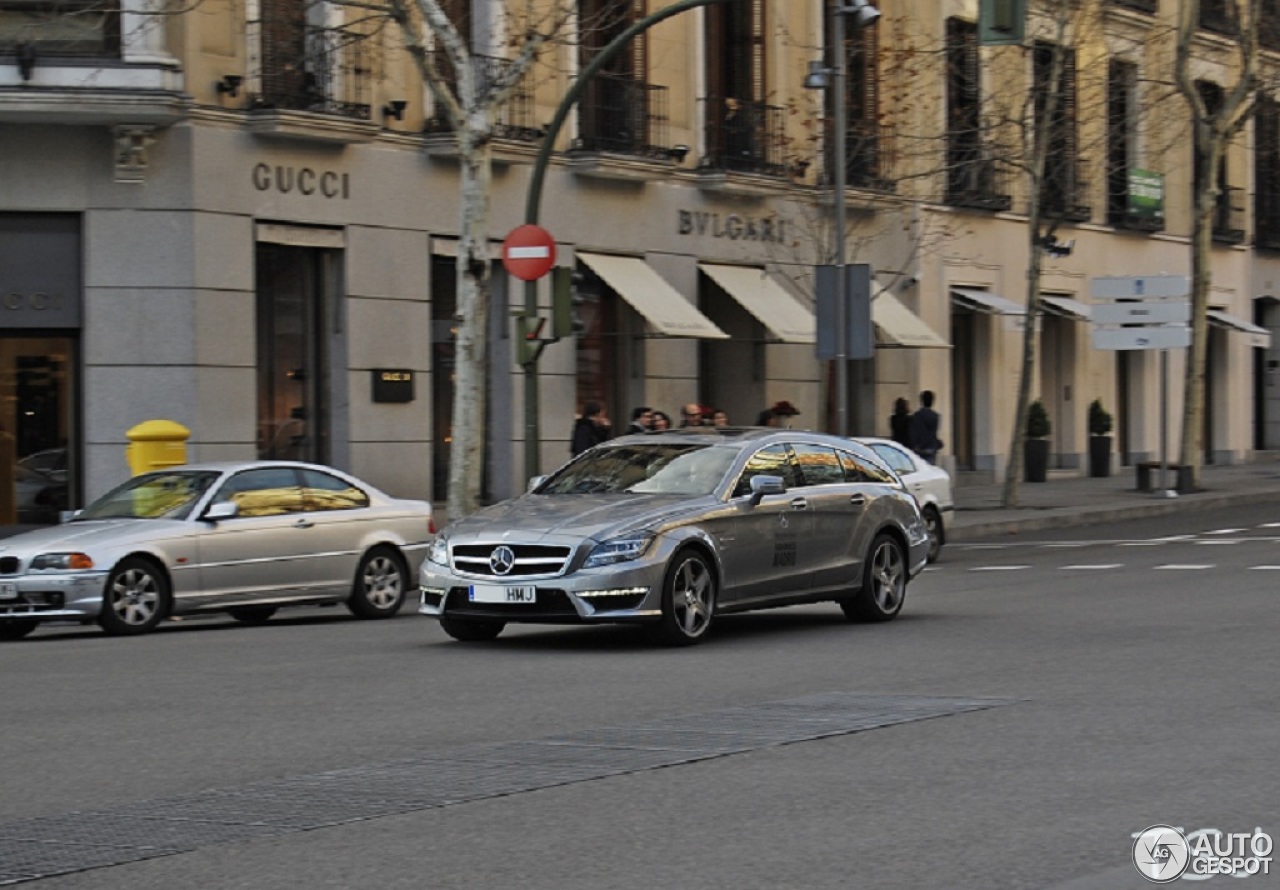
<box><xmin>420</xmin><ymin>428</ymin><xmax>929</xmax><ymax>645</ymax></box>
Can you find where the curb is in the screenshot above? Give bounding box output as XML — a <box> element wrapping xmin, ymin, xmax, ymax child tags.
<box><xmin>949</xmin><ymin>486</ymin><xmax>1280</xmax><ymax>541</ymax></box>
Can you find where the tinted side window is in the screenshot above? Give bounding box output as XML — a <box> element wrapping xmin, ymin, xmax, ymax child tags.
<box><xmin>299</xmin><ymin>468</ymin><xmax>370</xmax><ymax>511</ymax></box>
<box><xmin>791</xmin><ymin>443</ymin><xmax>846</xmax><ymax>487</ymax></box>
<box><xmin>870</xmin><ymin>443</ymin><xmax>916</xmax><ymax>476</ymax></box>
<box><xmin>837</xmin><ymin>449</ymin><xmax>896</xmax><ymax>484</ymax></box>
<box><xmin>214</xmin><ymin>468</ymin><xmax>305</xmax><ymax>518</ymax></box>
<box><xmin>733</xmin><ymin>444</ymin><xmax>800</xmax><ymax>497</ymax></box>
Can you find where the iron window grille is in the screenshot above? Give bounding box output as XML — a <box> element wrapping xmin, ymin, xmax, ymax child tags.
<box><xmin>574</xmin><ymin>72</ymin><xmax>672</xmax><ymax>159</ymax></box>
<box><xmin>697</xmin><ymin>95</ymin><xmax>787</xmax><ymax>178</ymax></box>
<box><xmin>248</xmin><ymin>10</ymin><xmax>371</xmax><ymax>120</ymax></box>
<box><xmin>423</xmin><ymin>51</ymin><xmax>542</xmax><ymax>142</ymax></box>
<box><xmin>0</xmin><ymin>0</ymin><xmax>119</xmax><ymax>58</ymax></box>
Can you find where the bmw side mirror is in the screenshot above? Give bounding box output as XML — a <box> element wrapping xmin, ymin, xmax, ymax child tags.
<box><xmin>748</xmin><ymin>474</ymin><xmax>785</xmax><ymax>506</ymax></box>
<box><xmin>203</xmin><ymin>502</ymin><xmax>239</xmax><ymax>522</ymax></box>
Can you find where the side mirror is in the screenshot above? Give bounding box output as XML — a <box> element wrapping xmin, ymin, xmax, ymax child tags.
<box><xmin>58</xmin><ymin>509</ymin><xmax>81</xmax><ymax>524</ymax></box>
<box><xmin>748</xmin><ymin>474</ymin><xmax>785</xmax><ymax>506</ymax></box>
<box><xmin>203</xmin><ymin>501</ymin><xmax>239</xmax><ymax>522</ymax></box>
<box><xmin>526</xmin><ymin>475</ymin><xmax>548</xmax><ymax>493</ymax></box>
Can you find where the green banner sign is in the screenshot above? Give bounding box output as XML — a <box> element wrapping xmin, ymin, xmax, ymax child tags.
<box><xmin>1127</xmin><ymin>169</ymin><xmax>1164</xmax><ymax>220</ymax></box>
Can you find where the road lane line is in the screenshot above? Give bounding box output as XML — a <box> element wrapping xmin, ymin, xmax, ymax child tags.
<box><xmin>969</xmin><ymin>565</ymin><xmax>1030</xmax><ymax>571</ymax></box>
<box><xmin>1155</xmin><ymin>564</ymin><xmax>1215</xmax><ymax>570</ymax></box>
<box><xmin>1061</xmin><ymin>564</ymin><xmax>1123</xmax><ymax>570</ymax></box>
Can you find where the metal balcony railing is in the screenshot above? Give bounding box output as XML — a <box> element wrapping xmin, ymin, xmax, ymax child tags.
<box><xmin>1256</xmin><ymin>190</ymin><xmax>1280</xmax><ymax>250</ymax></box>
<box><xmin>0</xmin><ymin>0</ymin><xmax>120</xmax><ymax>57</ymax></box>
<box><xmin>833</xmin><ymin>120</ymin><xmax>895</xmax><ymax>192</ymax></box>
<box><xmin>946</xmin><ymin>145</ymin><xmax>1012</xmax><ymax>211</ymax></box>
<box><xmin>1043</xmin><ymin>156</ymin><xmax>1091</xmax><ymax>222</ymax></box>
<box><xmin>1108</xmin><ymin>0</ymin><xmax>1156</xmax><ymax>13</ymax></box>
<box><xmin>423</xmin><ymin>52</ymin><xmax>542</xmax><ymax>142</ymax></box>
<box><xmin>248</xmin><ymin>19</ymin><xmax>372</xmax><ymax>120</ymax></box>
<box><xmin>698</xmin><ymin>95</ymin><xmax>788</xmax><ymax>178</ymax></box>
<box><xmin>574</xmin><ymin>72</ymin><xmax>673</xmax><ymax>159</ymax></box>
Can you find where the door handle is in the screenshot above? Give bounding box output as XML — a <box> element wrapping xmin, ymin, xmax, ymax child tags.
<box><xmin>849</xmin><ymin>494</ymin><xmax>867</xmax><ymax>507</ymax></box>
<box><xmin>293</xmin><ymin>518</ymin><xmax>314</xmax><ymax>529</ymax></box>
<box><xmin>789</xmin><ymin>498</ymin><xmax>808</xmax><ymax>510</ymax></box>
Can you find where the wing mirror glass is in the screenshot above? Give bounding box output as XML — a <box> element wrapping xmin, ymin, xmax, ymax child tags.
<box><xmin>204</xmin><ymin>501</ymin><xmax>239</xmax><ymax>522</ymax></box>
<box><xmin>749</xmin><ymin>474</ymin><xmax>785</xmax><ymax>505</ymax></box>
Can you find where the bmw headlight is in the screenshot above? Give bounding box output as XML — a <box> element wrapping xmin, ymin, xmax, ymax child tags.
<box><xmin>426</xmin><ymin>537</ymin><xmax>449</xmax><ymax>567</ymax></box>
<box><xmin>31</xmin><ymin>552</ymin><xmax>94</xmax><ymax>571</ymax></box>
<box><xmin>583</xmin><ymin>534</ymin><xmax>653</xmax><ymax>569</ymax></box>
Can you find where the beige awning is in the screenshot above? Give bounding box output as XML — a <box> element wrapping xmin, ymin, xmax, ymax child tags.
<box><xmin>1040</xmin><ymin>295</ymin><xmax>1092</xmax><ymax>321</ymax></box>
<box><xmin>952</xmin><ymin>287</ymin><xmax>1026</xmax><ymax>315</ymax></box>
<box><xmin>578</xmin><ymin>253</ymin><xmax>728</xmax><ymax>339</ymax></box>
<box><xmin>1208</xmin><ymin>309</ymin><xmax>1272</xmax><ymax>348</ymax></box>
<box><xmin>698</xmin><ymin>263</ymin><xmax>816</xmax><ymax>343</ymax></box>
<box><xmin>872</xmin><ymin>287</ymin><xmax>950</xmax><ymax>348</ymax></box>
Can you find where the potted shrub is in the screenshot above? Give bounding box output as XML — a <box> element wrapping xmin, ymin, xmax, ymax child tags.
<box><xmin>1024</xmin><ymin>399</ymin><xmax>1051</xmax><ymax>483</ymax></box>
<box><xmin>1088</xmin><ymin>399</ymin><xmax>1113</xmax><ymax>478</ymax></box>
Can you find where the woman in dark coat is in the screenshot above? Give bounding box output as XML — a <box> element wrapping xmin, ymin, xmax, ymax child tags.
<box><xmin>890</xmin><ymin>397</ymin><xmax>912</xmax><ymax>447</ymax></box>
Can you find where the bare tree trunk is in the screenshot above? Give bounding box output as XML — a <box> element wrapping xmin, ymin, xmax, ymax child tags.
<box><xmin>1179</xmin><ymin>140</ymin><xmax>1217</xmax><ymax>489</ymax></box>
<box><xmin>447</xmin><ymin>125</ymin><xmax>494</xmax><ymax>520</ymax></box>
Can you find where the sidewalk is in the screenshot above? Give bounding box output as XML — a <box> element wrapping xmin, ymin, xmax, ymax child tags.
<box><xmin>949</xmin><ymin>458</ymin><xmax>1280</xmax><ymax>540</ymax></box>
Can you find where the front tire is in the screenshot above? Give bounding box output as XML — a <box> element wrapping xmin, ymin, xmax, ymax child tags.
<box><xmin>0</xmin><ymin>619</ymin><xmax>38</xmax><ymax>641</ymax></box>
<box><xmin>653</xmin><ymin>548</ymin><xmax>716</xmax><ymax>646</ymax></box>
<box><xmin>439</xmin><ymin>614</ymin><xmax>506</xmax><ymax>642</ymax></box>
<box><xmin>98</xmin><ymin>557</ymin><xmax>170</xmax><ymax>636</ymax></box>
<box><xmin>347</xmin><ymin>547</ymin><xmax>408</xmax><ymax>619</ymax></box>
<box><xmin>841</xmin><ymin>533</ymin><xmax>907</xmax><ymax>622</ymax></box>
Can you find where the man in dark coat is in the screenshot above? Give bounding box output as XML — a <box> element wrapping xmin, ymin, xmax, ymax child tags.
<box><xmin>571</xmin><ymin>401</ymin><xmax>612</xmax><ymax>456</ymax></box>
<box><xmin>908</xmin><ymin>390</ymin><xmax>942</xmax><ymax>464</ymax></box>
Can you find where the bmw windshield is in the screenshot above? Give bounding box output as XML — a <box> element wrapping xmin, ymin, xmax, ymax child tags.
<box><xmin>76</xmin><ymin>470</ymin><xmax>222</xmax><ymax>521</ymax></box>
<box><xmin>536</xmin><ymin>443</ymin><xmax>739</xmax><ymax>497</ymax></box>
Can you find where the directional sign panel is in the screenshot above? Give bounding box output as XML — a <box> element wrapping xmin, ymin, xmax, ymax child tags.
<box><xmin>1092</xmin><ymin>325</ymin><xmax>1190</xmax><ymax>351</ymax></box>
<box><xmin>1092</xmin><ymin>301</ymin><xmax>1190</xmax><ymax>326</ymax></box>
<box><xmin>1091</xmin><ymin>275</ymin><xmax>1189</xmax><ymax>299</ymax></box>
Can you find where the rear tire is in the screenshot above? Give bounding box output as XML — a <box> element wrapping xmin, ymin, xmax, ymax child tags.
<box><xmin>439</xmin><ymin>614</ymin><xmax>506</xmax><ymax>642</ymax></box>
<box><xmin>841</xmin><ymin>533</ymin><xmax>907</xmax><ymax>622</ymax></box>
<box><xmin>653</xmin><ymin>548</ymin><xmax>716</xmax><ymax>646</ymax></box>
<box><xmin>229</xmin><ymin>606</ymin><xmax>277</xmax><ymax>625</ymax></box>
<box><xmin>0</xmin><ymin>619</ymin><xmax>38</xmax><ymax>641</ymax></box>
<box><xmin>923</xmin><ymin>506</ymin><xmax>945</xmax><ymax>563</ymax></box>
<box><xmin>347</xmin><ymin>547</ymin><xmax>408</xmax><ymax>619</ymax></box>
<box><xmin>98</xmin><ymin>557</ymin><xmax>170</xmax><ymax>636</ymax></box>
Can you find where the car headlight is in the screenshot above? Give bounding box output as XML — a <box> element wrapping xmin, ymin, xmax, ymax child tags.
<box><xmin>426</xmin><ymin>537</ymin><xmax>449</xmax><ymax>567</ymax></box>
<box><xmin>583</xmin><ymin>534</ymin><xmax>653</xmax><ymax>569</ymax></box>
<box><xmin>31</xmin><ymin>552</ymin><xmax>94</xmax><ymax>571</ymax></box>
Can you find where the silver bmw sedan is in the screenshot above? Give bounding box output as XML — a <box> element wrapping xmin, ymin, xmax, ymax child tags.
<box><xmin>420</xmin><ymin>428</ymin><xmax>929</xmax><ymax>646</ymax></box>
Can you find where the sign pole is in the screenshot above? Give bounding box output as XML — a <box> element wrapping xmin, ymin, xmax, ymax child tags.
<box><xmin>1159</xmin><ymin>348</ymin><xmax>1176</xmax><ymax>499</ymax></box>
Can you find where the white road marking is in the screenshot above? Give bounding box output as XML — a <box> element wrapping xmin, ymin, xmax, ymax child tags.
<box><xmin>1155</xmin><ymin>564</ymin><xmax>1215</xmax><ymax>570</ymax></box>
<box><xmin>1061</xmin><ymin>564</ymin><xmax>1123</xmax><ymax>570</ymax></box>
<box><xmin>1040</xmin><ymin>542</ymin><xmax>1092</xmax><ymax>548</ymax></box>
<box><xmin>1205</xmin><ymin>528</ymin><xmax>1246</xmax><ymax>535</ymax></box>
<box><xmin>970</xmin><ymin>565</ymin><xmax>1030</xmax><ymax>571</ymax></box>
<box><xmin>1248</xmin><ymin>565</ymin><xmax>1280</xmax><ymax>570</ymax></box>
<box><xmin>1195</xmin><ymin>540</ymin><xmax>1242</xmax><ymax>545</ymax></box>
<box><xmin>1259</xmin><ymin>522</ymin><xmax>1280</xmax><ymax>528</ymax></box>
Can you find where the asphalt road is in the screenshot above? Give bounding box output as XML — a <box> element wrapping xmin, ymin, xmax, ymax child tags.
<box><xmin>4</xmin><ymin>502</ymin><xmax>1280</xmax><ymax>888</ymax></box>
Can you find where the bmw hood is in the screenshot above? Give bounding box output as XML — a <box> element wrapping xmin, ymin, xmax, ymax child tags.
<box><xmin>0</xmin><ymin>519</ymin><xmax>189</xmax><ymax>556</ymax></box>
<box><xmin>442</xmin><ymin>493</ymin><xmax>706</xmax><ymax>542</ymax></box>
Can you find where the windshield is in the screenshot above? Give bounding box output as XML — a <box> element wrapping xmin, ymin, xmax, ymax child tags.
<box><xmin>77</xmin><ymin>471</ymin><xmax>223</xmax><ymax>521</ymax></box>
<box><xmin>537</xmin><ymin>443</ymin><xmax>738</xmax><ymax>496</ymax></box>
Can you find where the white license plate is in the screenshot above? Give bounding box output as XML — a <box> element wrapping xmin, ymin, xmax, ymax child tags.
<box><xmin>468</xmin><ymin>584</ymin><xmax>537</xmax><ymax>604</ymax></box>
<box><xmin>0</xmin><ymin>582</ymin><xmax>17</xmax><ymax>601</ymax></box>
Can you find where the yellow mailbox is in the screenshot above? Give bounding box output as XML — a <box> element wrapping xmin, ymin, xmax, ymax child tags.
<box><xmin>126</xmin><ymin>420</ymin><xmax>190</xmax><ymax>476</ymax></box>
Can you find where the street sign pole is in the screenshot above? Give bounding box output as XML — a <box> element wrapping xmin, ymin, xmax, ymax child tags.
<box><xmin>1159</xmin><ymin>349</ymin><xmax>1175</xmax><ymax>498</ymax></box>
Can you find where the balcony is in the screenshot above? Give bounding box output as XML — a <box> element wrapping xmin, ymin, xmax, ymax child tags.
<box><xmin>1256</xmin><ymin>191</ymin><xmax>1280</xmax><ymax>251</ymax></box>
<box><xmin>1108</xmin><ymin>0</ymin><xmax>1157</xmax><ymax>12</ymax></box>
<box><xmin>423</xmin><ymin>52</ymin><xmax>543</xmax><ymax>162</ymax></box>
<box><xmin>0</xmin><ymin>0</ymin><xmax>187</xmax><ymax>127</ymax></box>
<box><xmin>945</xmin><ymin>148</ymin><xmax>1013</xmax><ymax>212</ymax></box>
<box><xmin>245</xmin><ymin>19</ymin><xmax>377</xmax><ymax>143</ymax></box>
<box><xmin>1043</xmin><ymin>157</ymin><xmax>1091</xmax><ymax>222</ymax></box>
<box><xmin>1212</xmin><ymin>185</ymin><xmax>1246</xmax><ymax>244</ymax></box>
<box><xmin>567</xmin><ymin>73</ymin><xmax>681</xmax><ymax>181</ymax></box>
<box><xmin>828</xmin><ymin>120</ymin><xmax>895</xmax><ymax>193</ymax></box>
<box><xmin>696</xmin><ymin>95</ymin><xmax>789</xmax><ymax>195</ymax></box>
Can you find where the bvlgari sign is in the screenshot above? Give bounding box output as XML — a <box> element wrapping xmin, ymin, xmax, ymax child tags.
<box><xmin>677</xmin><ymin>210</ymin><xmax>787</xmax><ymax>243</ymax></box>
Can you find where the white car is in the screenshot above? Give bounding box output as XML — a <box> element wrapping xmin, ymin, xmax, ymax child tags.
<box><xmin>856</xmin><ymin>438</ymin><xmax>954</xmax><ymax>563</ymax></box>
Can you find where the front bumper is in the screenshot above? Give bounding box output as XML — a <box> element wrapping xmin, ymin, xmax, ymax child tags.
<box><xmin>0</xmin><ymin>572</ymin><xmax>107</xmax><ymax>622</ymax></box>
<box><xmin>418</xmin><ymin>559</ymin><xmax>667</xmax><ymax>624</ymax></box>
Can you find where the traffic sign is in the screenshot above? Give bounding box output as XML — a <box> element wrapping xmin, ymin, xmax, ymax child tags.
<box><xmin>502</xmin><ymin>224</ymin><xmax>557</xmax><ymax>281</ymax></box>
<box><xmin>1090</xmin><ymin>275</ymin><xmax>1189</xmax><ymax>299</ymax></box>
<box><xmin>1092</xmin><ymin>325</ymin><xmax>1190</xmax><ymax>351</ymax></box>
<box><xmin>1091</xmin><ymin>301</ymin><xmax>1190</xmax><ymax>326</ymax></box>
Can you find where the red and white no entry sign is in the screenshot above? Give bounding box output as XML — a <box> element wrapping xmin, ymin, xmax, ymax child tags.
<box><xmin>502</xmin><ymin>224</ymin><xmax>557</xmax><ymax>281</ymax></box>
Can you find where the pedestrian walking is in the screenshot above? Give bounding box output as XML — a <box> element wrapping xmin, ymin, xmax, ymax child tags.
<box><xmin>571</xmin><ymin>401</ymin><xmax>612</xmax><ymax>456</ymax></box>
<box><xmin>909</xmin><ymin>390</ymin><xmax>943</xmax><ymax>464</ymax></box>
<box><xmin>890</xmin><ymin>397</ymin><xmax>912</xmax><ymax>447</ymax></box>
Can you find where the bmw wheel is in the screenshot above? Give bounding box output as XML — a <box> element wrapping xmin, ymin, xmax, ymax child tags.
<box><xmin>922</xmin><ymin>506</ymin><xmax>944</xmax><ymax>563</ymax></box>
<box><xmin>98</xmin><ymin>557</ymin><xmax>170</xmax><ymax>636</ymax></box>
<box><xmin>347</xmin><ymin>547</ymin><xmax>407</xmax><ymax>619</ymax></box>
<box><xmin>841</xmin><ymin>533</ymin><xmax>906</xmax><ymax>622</ymax></box>
<box><xmin>0</xmin><ymin>619</ymin><xmax>38</xmax><ymax>641</ymax></box>
<box><xmin>654</xmin><ymin>548</ymin><xmax>716</xmax><ymax>646</ymax></box>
